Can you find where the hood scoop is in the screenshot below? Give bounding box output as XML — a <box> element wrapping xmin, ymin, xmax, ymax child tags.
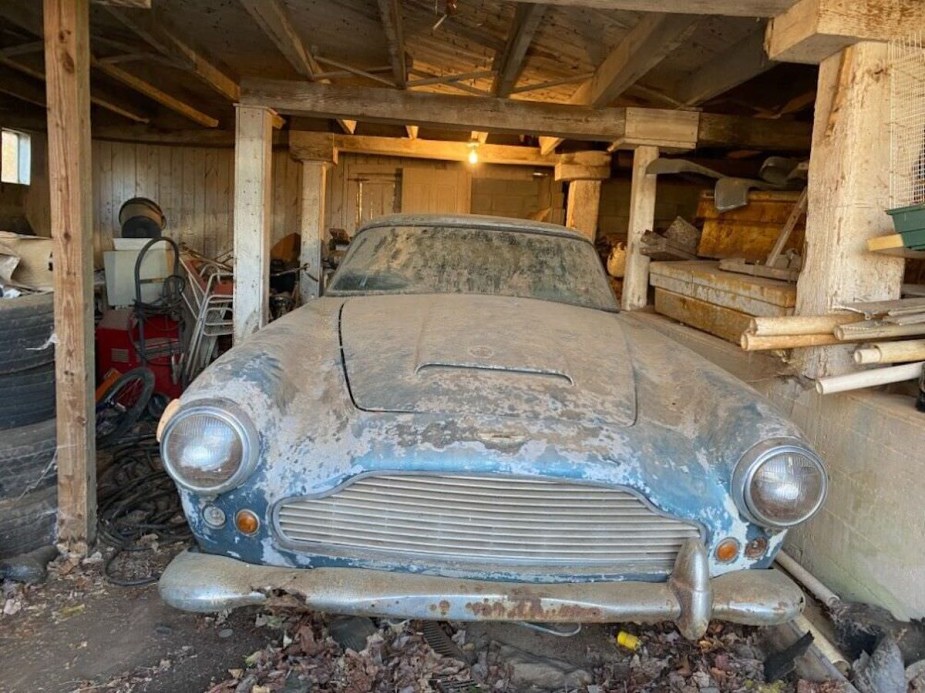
<box><xmin>340</xmin><ymin>294</ymin><xmax>636</xmax><ymax>427</ymax></box>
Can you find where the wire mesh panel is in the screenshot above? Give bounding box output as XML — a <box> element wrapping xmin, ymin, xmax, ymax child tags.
<box><xmin>890</xmin><ymin>34</ymin><xmax>925</xmax><ymax>207</ymax></box>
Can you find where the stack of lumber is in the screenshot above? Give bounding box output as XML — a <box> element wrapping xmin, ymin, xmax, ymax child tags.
<box><xmin>739</xmin><ymin>298</ymin><xmax>925</xmax><ymax>395</ymax></box>
<box><xmin>867</xmin><ymin>204</ymin><xmax>925</xmax><ymax>258</ymax></box>
<box><xmin>650</xmin><ymin>260</ymin><xmax>795</xmax><ymax>344</ymax></box>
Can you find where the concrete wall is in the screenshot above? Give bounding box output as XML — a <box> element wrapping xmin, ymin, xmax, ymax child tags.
<box><xmin>636</xmin><ymin>313</ymin><xmax>925</xmax><ymax>620</ymax></box>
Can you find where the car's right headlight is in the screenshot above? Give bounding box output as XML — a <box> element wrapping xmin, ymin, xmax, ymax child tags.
<box><xmin>733</xmin><ymin>439</ymin><xmax>827</xmax><ymax>529</ymax></box>
<box><xmin>160</xmin><ymin>400</ymin><xmax>258</xmax><ymax>494</ymax></box>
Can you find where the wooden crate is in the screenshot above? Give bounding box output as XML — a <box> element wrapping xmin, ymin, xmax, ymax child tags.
<box><xmin>654</xmin><ymin>289</ymin><xmax>752</xmax><ymax>344</ymax></box>
<box><xmin>649</xmin><ymin>260</ymin><xmax>795</xmax><ymax>318</ymax></box>
<box><xmin>696</xmin><ymin>190</ymin><xmax>805</xmax><ymax>262</ymax></box>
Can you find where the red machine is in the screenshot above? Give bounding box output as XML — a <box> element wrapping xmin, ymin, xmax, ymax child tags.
<box><xmin>95</xmin><ymin>309</ymin><xmax>183</xmax><ymax>399</ymax></box>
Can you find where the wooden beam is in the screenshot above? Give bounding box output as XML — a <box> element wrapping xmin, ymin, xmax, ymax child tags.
<box><xmin>509</xmin><ymin>72</ymin><xmax>594</xmax><ymax>95</ymax></box>
<box><xmin>314</xmin><ymin>56</ymin><xmax>396</xmax><ymax>87</ymax></box>
<box><xmin>565</xmin><ymin>181</ymin><xmax>603</xmax><ymax>241</ymax></box>
<box><xmin>0</xmin><ymin>64</ymin><xmax>52</xmax><ymax>107</ymax></box>
<box><xmin>697</xmin><ymin>112</ymin><xmax>811</xmax><ymax>151</ymax></box>
<box><xmin>0</xmin><ymin>40</ymin><xmax>44</xmax><ymax>57</ymax></box>
<box><xmin>405</xmin><ymin>125</ymin><xmax>419</xmax><ymax>139</ymax></box>
<box><xmin>103</xmin><ymin>6</ymin><xmax>240</xmax><ymax>101</ymax></box>
<box><xmin>622</xmin><ymin>145</ymin><xmax>659</xmax><ymax>310</ymax></box>
<box><xmin>794</xmin><ymin>43</ymin><xmax>904</xmax><ymax>377</ymax></box>
<box><xmin>92</xmin><ymin>59</ymin><xmax>219</xmax><ymax>127</ymax></box>
<box><xmin>44</xmin><ymin>0</ymin><xmax>96</xmax><ymax>548</ymax></box>
<box><xmin>92</xmin><ymin>0</ymin><xmax>151</xmax><ymax>6</ymax></box>
<box><xmin>611</xmin><ymin>108</ymin><xmax>699</xmax><ymax>151</ymax></box>
<box><xmin>238</xmin><ymin>0</ymin><xmax>354</xmax><ymax>133</ymax></box>
<box><xmin>244</xmin><ymin>79</ymin><xmax>628</xmax><ymax>140</ymax></box>
<box><xmin>290</xmin><ymin>131</ymin><xmax>557</xmax><ymax>167</ymax></box>
<box><xmin>297</xmin><ymin>160</ymin><xmax>330</xmax><ymax>302</ymax></box>
<box><xmin>506</xmin><ymin>0</ymin><xmax>797</xmax><ymax>17</ymax></box>
<box><xmin>493</xmin><ymin>3</ymin><xmax>546</xmax><ymax>97</ymax></box>
<box><xmin>239</xmin><ymin>0</ymin><xmax>319</xmax><ymax>77</ymax></box>
<box><xmin>376</xmin><ymin>0</ymin><xmax>407</xmax><ymax>88</ymax></box>
<box><xmin>766</xmin><ymin>0</ymin><xmax>925</xmax><ymax>64</ymax></box>
<box><xmin>471</xmin><ymin>131</ymin><xmax>489</xmax><ymax>144</ymax></box>
<box><xmin>407</xmin><ymin>70</ymin><xmax>497</xmax><ymax>88</ymax></box>
<box><xmin>673</xmin><ymin>26</ymin><xmax>773</xmax><ymax>105</ymax></box>
<box><xmin>233</xmin><ymin>106</ymin><xmax>273</xmax><ymax>341</ymax></box>
<box><xmin>538</xmin><ymin>12</ymin><xmax>697</xmax><ymax>154</ymax></box>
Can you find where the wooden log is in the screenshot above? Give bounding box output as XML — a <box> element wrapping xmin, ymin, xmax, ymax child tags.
<box><xmin>565</xmin><ymin>180</ymin><xmax>602</xmax><ymax>241</ymax></box>
<box><xmin>748</xmin><ymin>314</ymin><xmax>862</xmax><ymax>337</ymax></box>
<box><xmin>834</xmin><ymin>321</ymin><xmax>925</xmax><ymax>341</ymax></box>
<box><xmin>298</xmin><ymin>160</ymin><xmax>330</xmax><ymax>302</ymax></box>
<box><xmin>815</xmin><ymin>362</ymin><xmax>925</xmax><ymax>395</ymax></box>
<box><xmin>854</xmin><ymin>340</ymin><xmax>925</xmax><ymax>365</ymax></box>
<box><xmin>741</xmin><ymin>333</ymin><xmax>842</xmax><ymax>351</ymax></box>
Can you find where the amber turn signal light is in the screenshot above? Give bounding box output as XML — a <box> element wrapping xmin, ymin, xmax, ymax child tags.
<box><xmin>715</xmin><ymin>538</ymin><xmax>740</xmax><ymax>563</ymax></box>
<box><xmin>235</xmin><ymin>509</ymin><xmax>260</xmax><ymax>535</ymax></box>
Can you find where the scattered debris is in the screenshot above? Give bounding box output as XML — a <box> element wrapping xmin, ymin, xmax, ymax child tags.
<box><xmin>765</xmin><ymin>631</ymin><xmax>815</xmax><ymax>682</ymax></box>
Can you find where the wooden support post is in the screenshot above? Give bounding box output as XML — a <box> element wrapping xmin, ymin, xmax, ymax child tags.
<box><xmin>298</xmin><ymin>160</ymin><xmax>331</xmax><ymax>302</ymax></box>
<box><xmin>795</xmin><ymin>43</ymin><xmax>904</xmax><ymax>378</ymax></box>
<box><xmin>44</xmin><ymin>0</ymin><xmax>96</xmax><ymax>548</ymax></box>
<box><xmin>622</xmin><ymin>145</ymin><xmax>659</xmax><ymax>311</ymax></box>
<box><xmin>556</xmin><ymin>151</ymin><xmax>610</xmax><ymax>241</ymax></box>
<box><xmin>232</xmin><ymin>105</ymin><xmax>274</xmax><ymax>342</ymax></box>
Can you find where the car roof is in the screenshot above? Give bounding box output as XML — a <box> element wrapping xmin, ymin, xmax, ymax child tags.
<box><xmin>355</xmin><ymin>214</ymin><xmax>591</xmax><ymax>243</ymax></box>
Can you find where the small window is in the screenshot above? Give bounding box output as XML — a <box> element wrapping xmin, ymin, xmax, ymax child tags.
<box><xmin>1</xmin><ymin>129</ymin><xmax>31</xmax><ymax>186</ymax></box>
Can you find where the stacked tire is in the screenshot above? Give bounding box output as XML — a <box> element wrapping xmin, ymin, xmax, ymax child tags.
<box><xmin>0</xmin><ymin>293</ymin><xmax>57</xmax><ymax>559</ymax></box>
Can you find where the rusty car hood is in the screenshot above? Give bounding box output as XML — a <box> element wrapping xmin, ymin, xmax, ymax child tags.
<box><xmin>339</xmin><ymin>294</ymin><xmax>636</xmax><ymax>427</ymax></box>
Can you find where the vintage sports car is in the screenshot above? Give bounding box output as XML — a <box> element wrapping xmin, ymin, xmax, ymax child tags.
<box><xmin>158</xmin><ymin>214</ymin><xmax>826</xmax><ymax>639</ymax></box>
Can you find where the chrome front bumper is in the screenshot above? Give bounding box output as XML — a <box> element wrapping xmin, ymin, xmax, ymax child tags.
<box><xmin>159</xmin><ymin>541</ymin><xmax>803</xmax><ymax>640</ymax></box>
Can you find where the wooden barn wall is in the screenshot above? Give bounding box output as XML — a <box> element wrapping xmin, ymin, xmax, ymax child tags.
<box><xmin>91</xmin><ymin>141</ymin><xmax>302</xmax><ymax>261</ymax></box>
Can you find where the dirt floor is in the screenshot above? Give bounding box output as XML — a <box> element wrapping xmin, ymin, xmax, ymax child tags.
<box><xmin>0</xmin><ymin>543</ymin><xmax>853</xmax><ymax>693</ymax></box>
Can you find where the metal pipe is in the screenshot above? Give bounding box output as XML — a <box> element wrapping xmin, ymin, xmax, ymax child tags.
<box><xmin>775</xmin><ymin>550</ymin><xmax>840</xmax><ymax>607</ymax></box>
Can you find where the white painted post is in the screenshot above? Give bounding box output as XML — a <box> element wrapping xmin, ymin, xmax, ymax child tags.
<box><xmin>232</xmin><ymin>105</ymin><xmax>273</xmax><ymax>342</ymax></box>
<box><xmin>622</xmin><ymin>145</ymin><xmax>659</xmax><ymax>311</ymax></box>
<box><xmin>299</xmin><ymin>160</ymin><xmax>331</xmax><ymax>302</ymax></box>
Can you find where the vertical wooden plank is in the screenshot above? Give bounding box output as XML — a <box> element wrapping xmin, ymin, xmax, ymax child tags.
<box><xmin>795</xmin><ymin>43</ymin><xmax>904</xmax><ymax>378</ymax></box>
<box><xmin>44</xmin><ymin>0</ymin><xmax>95</xmax><ymax>548</ymax></box>
<box><xmin>91</xmin><ymin>140</ymin><xmax>102</xmax><ymax>265</ymax></box>
<box><xmin>97</xmin><ymin>140</ymin><xmax>113</xmax><ymax>243</ymax></box>
<box><xmin>218</xmin><ymin>148</ymin><xmax>233</xmax><ymax>256</ymax></box>
<box><xmin>233</xmin><ymin>105</ymin><xmax>273</xmax><ymax>341</ymax></box>
<box><xmin>204</xmin><ymin>148</ymin><xmax>220</xmax><ymax>259</ymax></box>
<box><xmin>272</xmin><ymin>151</ymin><xmax>287</xmax><ymax>245</ymax></box>
<box><xmin>170</xmin><ymin>146</ymin><xmax>184</xmax><ymax>245</ymax></box>
<box><xmin>299</xmin><ymin>160</ymin><xmax>330</xmax><ymax>302</ymax></box>
<box><xmin>192</xmin><ymin>147</ymin><xmax>206</xmax><ymax>252</ymax></box>
<box><xmin>181</xmin><ymin>148</ymin><xmax>196</xmax><ymax>251</ymax></box>
<box><xmin>156</xmin><ymin>145</ymin><xmax>173</xmax><ymax>240</ymax></box>
<box><xmin>622</xmin><ymin>145</ymin><xmax>659</xmax><ymax>311</ymax></box>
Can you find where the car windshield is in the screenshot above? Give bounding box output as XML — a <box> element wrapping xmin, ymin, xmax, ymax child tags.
<box><xmin>327</xmin><ymin>224</ymin><xmax>618</xmax><ymax>312</ymax></box>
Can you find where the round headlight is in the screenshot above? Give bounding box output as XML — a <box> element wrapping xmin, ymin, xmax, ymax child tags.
<box><xmin>161</xmin><ymin>401</ymin><xmax>257</xmax><ymax>493</ymax></box>
<box><xmin>733</xmin><ymin>439</ymin><xmax>827</xmax><ymax>529</ymax></box>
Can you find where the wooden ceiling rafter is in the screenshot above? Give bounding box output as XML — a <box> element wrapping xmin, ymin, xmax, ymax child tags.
<box><xmin>376</xmin><ymin>0</ymin><xmax>407</xmax><ymax>88</ymax></box>
<box><xmin>237</xmin><ymin>0</ymin><xmax>355</xmax><ymax>134</ymax></box>
<box><xmin>506</xmin><ymin>0</ymin><xmax>797</xmax><ymax>18</ymax></box>
<box><xmin>492</xmin><ymin>2</ymin><xmax>546</xmax><ymax>98</ymax></box>
<box><xmin>538</xmin><ymin>12</ymin><xmax>700</xmax><ymax>155</ymax></box>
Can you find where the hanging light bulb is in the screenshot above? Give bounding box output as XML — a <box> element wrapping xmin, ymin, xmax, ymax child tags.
<box><xmin>467</xmin><ymin>139</ymin><xmax>479</xmax><ymax>165</ymax></box>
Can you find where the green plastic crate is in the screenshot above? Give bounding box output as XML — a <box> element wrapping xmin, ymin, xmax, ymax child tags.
<box><xmin>887</xmin><ymin>203</ymin><xmax>925</xmax><ymax>235</ymax></box>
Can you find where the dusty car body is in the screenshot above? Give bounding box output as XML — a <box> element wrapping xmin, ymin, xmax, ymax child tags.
<box><xmin>158</xmin><ymin>214</ymin><xmax>826</xmax><ymax>639</ymax></box>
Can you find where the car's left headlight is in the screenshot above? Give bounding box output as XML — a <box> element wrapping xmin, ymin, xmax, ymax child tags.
<box><xmin>733</xmin><ymin>439</ymin><xmax>827</xmax><ymax>529</ymax></box>
<box><xmin>160</xmin><ymin>400</ymin><xmax>258</xmax><ymax>494</ymax></box>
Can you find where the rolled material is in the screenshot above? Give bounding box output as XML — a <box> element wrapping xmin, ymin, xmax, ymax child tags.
<box><xmin>815</xmin><ymin>361</ymin><xmax>925</xmax><ymax>394</ymax></box>
<box><xmin>741</xmin><ymin>333</ymin><xmax>842</xmax><ymax>351</ymax></box>
<box><xmin>854</xmin><ymin>339</ymin><xmax>925</xmax><ymax>364</ymax></box>
<box><xmin>748</xmin><ymin>314</ymin><xmax>861</xmax><ymax>337</ymax></box>
<box><xmin>835</xmin><ymin>321</ymin><xmax>925</xmax><ymax>341</ymax></box>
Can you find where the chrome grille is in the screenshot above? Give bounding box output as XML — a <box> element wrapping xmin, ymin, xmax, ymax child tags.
<box><xmin>276</xmin><ymin>475</ymin><xmax>701</xmax><ymax>573</ymax></box>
